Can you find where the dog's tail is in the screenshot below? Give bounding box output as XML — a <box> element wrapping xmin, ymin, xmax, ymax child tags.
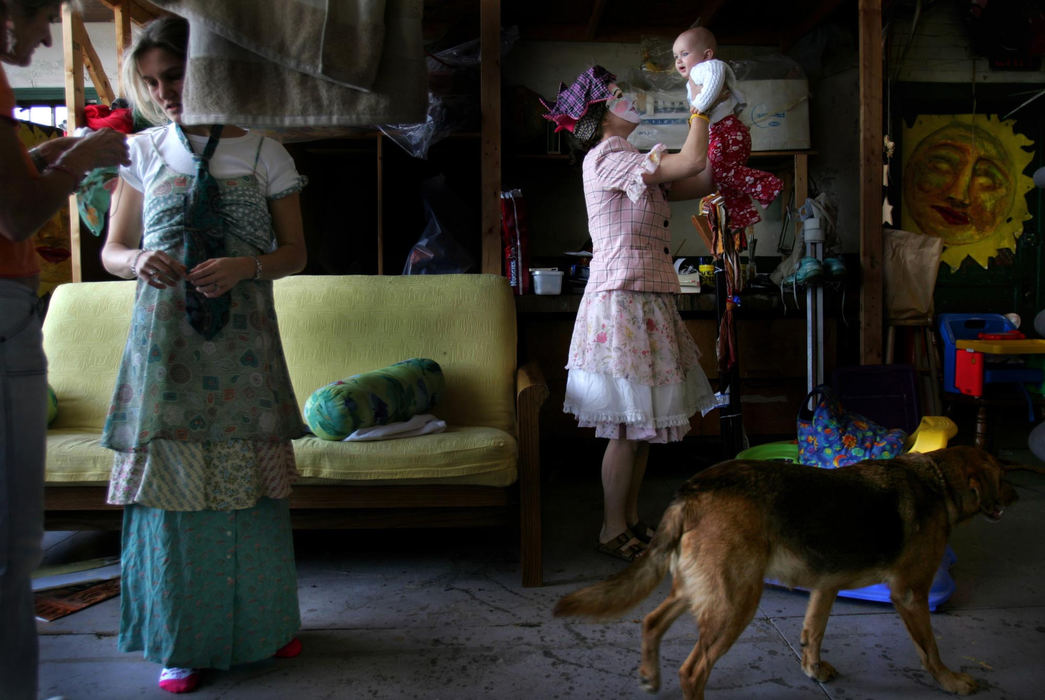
<box><xmin>1002</xmin><ymin>461</ymin><xmax>1045</xmax><ymax>476</ymax></box>
<box><xmin>553</xmin><ymin>501</ymin><xmax>686</xmax><ymax>620</ymax></box>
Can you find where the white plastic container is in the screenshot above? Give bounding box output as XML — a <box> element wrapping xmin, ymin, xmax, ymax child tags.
<box><xmin>530</xmin><ymin>268</ymin><xmax>563</xmax><ymax>295</ymax></box>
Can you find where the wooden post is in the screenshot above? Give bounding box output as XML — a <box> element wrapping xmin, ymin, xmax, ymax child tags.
<box><xmin>793</xmin><ymin>151</ymin><xmax>808</xmax><ymax>251</ymax></box>
<box><xmin>479</xmin><ymin>0</ymin><xmax>501</xmax><ymax>275</ymax></box>
<box><xmin>62</xmin><ymin>4</ymin><xmax>85</xmax><ymax>282</ymax></box>
<box><xmin>73</xmin><ymin>20</ymin><xmax>116</xmax><ymax>106</ymax></box>
<box><xmin>376</xmin><ymin>134</ymin><xmax>384</xmax><ymax>274</ymax></box>
<box><xmin>113</xmin><ymin>0</ymin><xmax>132</xmax><ymax>96</ymax></box>
<box><xmin>858</xmin><ymin>0</ymin><xmax>884</xmax><ymax>364</ymax></box>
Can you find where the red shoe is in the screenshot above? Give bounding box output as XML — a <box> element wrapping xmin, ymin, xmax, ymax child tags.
<box><xmin>158</xmin><ymin>667</ymin><xmax>200</xmax><ymax>694</ymax></box>
<box><xmin>274</xmin><ymin>637</ymin><xmax>302</xmax><ymax>658</ymax></box>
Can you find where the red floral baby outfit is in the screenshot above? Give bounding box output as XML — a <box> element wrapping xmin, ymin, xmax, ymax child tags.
<box><xmin>708</xmin><ymin>115</ymin><xmax>783</xmax><ymax>230</ymax></box>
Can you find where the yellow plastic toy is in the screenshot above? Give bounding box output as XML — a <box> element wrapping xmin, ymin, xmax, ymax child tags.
<box><xmin>903</xmin><ymin>415</ymin><xmax>959</xmax><ymax>454</ymax></box>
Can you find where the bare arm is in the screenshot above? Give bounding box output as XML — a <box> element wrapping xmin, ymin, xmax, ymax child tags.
<box><xmin>102</xmin><ymin>178</ymin><xmax>187</xmax><ymax>288</ymax></box>
<box><xmin>27</xmin><ymin>135</ymin><xmax>78</xmax><ymax>169</ymax></box>
<box><xmin>0</xmin><ymin>126</ymin><xmax>129</xmax><ymax>242</ymax></box>
<box><xmin>667</xmin><ymin>166</ymin><xmax>716</xmax><ymax>202</ymax></box>
<box><xmin>642</xmin><ymin>114</ymin><xmax>709</xmax><ymax>186</ymax></box>
<box><xmin>184</xmin><ymin>192</ymin><xmax>307</xmax><ymax>297</ymax></box>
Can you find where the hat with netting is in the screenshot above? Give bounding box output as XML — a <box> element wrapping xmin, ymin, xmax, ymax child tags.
<box><xmin>540</xmin><ymin>65</ymin><xmax>617</xmax><ymax>134</ymax></box>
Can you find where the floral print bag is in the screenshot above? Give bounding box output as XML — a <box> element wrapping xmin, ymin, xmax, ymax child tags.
<box><xmin>797</xmin><ymin>385</ymin><xmax>907</xmax><ymax>469</ymax></box>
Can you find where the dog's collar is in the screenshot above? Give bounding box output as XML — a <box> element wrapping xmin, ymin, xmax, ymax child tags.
<box><xmin>926</xmin><ymin>458</ymin><xmax>951</xmax><ymax>496</ymax></box>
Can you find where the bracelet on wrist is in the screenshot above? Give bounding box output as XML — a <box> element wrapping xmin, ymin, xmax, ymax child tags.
<box><xmin>688</xmin><ymin>112</ymin><xmax>710</xmax><ymax>125</ymax></box>
<box><xmin>29</xmin><ymin>148</ymin><xmax>48</xmax><ymax>173</ymax></box>
<box><xmin>252</xmin><ymin>255</ymin><xmax>263</xmax><ymax>280</ymax></box>
<box><xmin>46</xmin><ymin>162</ymin><xmax>84</xmax><ymax>189</ymax></box>
<box><xmin>130</xmin><ymin>249</ymin><xmax>148</xmax><ymax>278</ymax></box>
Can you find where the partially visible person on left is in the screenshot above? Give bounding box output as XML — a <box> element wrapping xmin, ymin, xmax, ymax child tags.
<box><xmin>1</xmin><ymin>2</ymin><xmax>130</xmax><ymax>700</ymax></box>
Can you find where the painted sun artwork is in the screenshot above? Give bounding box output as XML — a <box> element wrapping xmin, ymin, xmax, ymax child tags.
<box><xmin>901</xmin><ymin>113</ymin><xmax>1034</xmax><ymax>270</ymax></box>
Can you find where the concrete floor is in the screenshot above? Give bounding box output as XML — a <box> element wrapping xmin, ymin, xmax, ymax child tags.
<box><xmin>36</xmin><ymin>441</ymin><xmax>1045</xmax><ymax>700</ymax></box>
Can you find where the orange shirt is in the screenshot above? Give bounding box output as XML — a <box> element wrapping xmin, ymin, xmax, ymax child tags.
<box><xmin>0</xmin><ymin>63</ymin><xmax>42</xmax><ymax>278</ymax></box>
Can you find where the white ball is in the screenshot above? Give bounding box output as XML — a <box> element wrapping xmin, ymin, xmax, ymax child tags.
<box><xmin>1034</xmin><ymin>166</ymin><xmax>1045</xmax><ymax>189</ymax></box>
<box><xmin>1035</xmin><ymin>309</ymin><xmax>1045</xmax><ymax>337</ymax></box>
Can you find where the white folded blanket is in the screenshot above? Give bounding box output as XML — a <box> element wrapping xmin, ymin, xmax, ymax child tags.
<box><xmin>343</xmin><ymin>414</ymin><xmax>446</xmax><ymax>442</ymax></box>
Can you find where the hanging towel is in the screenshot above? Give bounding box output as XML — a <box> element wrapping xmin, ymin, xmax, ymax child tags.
<box><xmin>151</xmin><ymin>0</ymin><xmax>426</xmax><ymax>128</ymax></box>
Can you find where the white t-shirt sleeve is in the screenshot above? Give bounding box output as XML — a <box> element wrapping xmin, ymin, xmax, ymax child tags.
<box><xmin>257</xmin><ymin>138</ymin><xmax>306</xmax><ymax>198</ymax></box>
<box><xmin>118</xmin><ymin>129</ymin><xmax>161</xmax><ymax>193</ymax></box>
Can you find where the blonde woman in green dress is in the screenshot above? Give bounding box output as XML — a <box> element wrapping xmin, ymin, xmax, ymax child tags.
<box><xmin>101</xmin><ymin>16</ymin><xmax>307</xmax><ymax>693</ymax></box>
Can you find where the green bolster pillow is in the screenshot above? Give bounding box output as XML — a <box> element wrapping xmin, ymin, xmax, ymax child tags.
<box><xmin>303</xmin><ymin>358</ymin><xmax>445</xmax><ymax>441</ymax></box>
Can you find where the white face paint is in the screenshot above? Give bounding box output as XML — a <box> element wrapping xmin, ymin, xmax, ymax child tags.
<box><xmin>607</xmin><ymin>93</ymin><xmax>642</xmax><ymax>124</ymax></box>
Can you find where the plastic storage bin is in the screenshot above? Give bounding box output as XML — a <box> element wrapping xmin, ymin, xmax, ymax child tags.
<box><xmin>530</xmin><ymin>268</ymin><xmax>563</xmax><ymax>295</ymax></box>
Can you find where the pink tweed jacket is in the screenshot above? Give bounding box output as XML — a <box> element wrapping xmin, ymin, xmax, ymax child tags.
<box><xmin>582</xmin><ymin>137</ymin><xmax>680</xmax><ymax>294</ymax></box>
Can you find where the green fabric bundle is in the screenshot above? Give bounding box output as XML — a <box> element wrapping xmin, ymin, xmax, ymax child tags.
<box><xmin>303</xmin><ymin>358</ymin><xmax>444</xmax><ymax>440</ymax></box>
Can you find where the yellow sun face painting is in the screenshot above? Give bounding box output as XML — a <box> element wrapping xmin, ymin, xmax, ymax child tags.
<box><xmin>901</xmin><ymin>113</ymin><xmax>1034</xmax><ymax>269</ymax></box>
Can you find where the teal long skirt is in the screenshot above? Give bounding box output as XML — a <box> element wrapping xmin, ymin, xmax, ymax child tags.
<box><xmin>118</xmin><ymin>497</ymin><xmax>300</xmax><ymax>669</ymax></box>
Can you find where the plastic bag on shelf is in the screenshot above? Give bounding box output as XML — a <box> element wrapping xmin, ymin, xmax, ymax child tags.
<box><xmin>403</xmin><ymin>175</ymin><xmax>475</xmax><ymax>274</ymax></box>
<box><xmin>379</xmin><ymin>28</ymin><xmax>518</xmax><ymax>159</ymax></box>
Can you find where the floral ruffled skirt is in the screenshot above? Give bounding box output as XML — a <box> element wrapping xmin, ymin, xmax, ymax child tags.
<box><xmin>563</xmin><ymin>290</ymin><xmax>717</xmax><ymax>442</ymax></box>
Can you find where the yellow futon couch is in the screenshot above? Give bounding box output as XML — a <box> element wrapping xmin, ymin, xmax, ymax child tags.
<box><xmin>42</xmin><ymin>274</ymin><xmax>549</xmax><ymax>586</ymax></box>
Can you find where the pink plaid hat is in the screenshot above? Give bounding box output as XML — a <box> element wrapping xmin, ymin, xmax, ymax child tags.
<box><xmin>540</xmin><ymin>65</ymin><xmax>617</xmax><ymax>133</ymax></box>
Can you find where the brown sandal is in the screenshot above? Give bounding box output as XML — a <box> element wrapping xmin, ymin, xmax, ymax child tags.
<box><xmin>628</xmin><ymin>519</ymin><xmax>656</xmax><ymax>545</ymax></box>
<box><xmin>596</xmin><ymin>531</ymin><xmax>646</xmax><ymax>562</ymax></box>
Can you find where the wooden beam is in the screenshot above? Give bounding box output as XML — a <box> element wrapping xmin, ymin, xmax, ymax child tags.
<box><xmin>858</xmin><ymin>0</ymin><xmax>884</xmax><ymax>364</ymax></box>
<box><xmin>793</xmin><ymin>152</ymin><xmax>808</xmax><ymax>247</ymax></box>
<box><xmin>62</xmin><ymin>4</ymin><xmax>85</xmax><ymax>283</ymax></box>
<box><xmin>113</xmin><ymin>0</ymin><xmax>132</xmax><ymax>96</ymax></box>
<box><xmin>695</xmin><ymin>0</ymin><xmax>728</xmax><ymax>29</ymax></box>
<box><xmin>780</xmin><ymin>0</ymin><xmax>843</xmax><ymax>52</ymax></box>
<box><xmin>96</xmin><ymin>0</ymin><xmax>167</xmax><ymax>26</ymax></box>
<box><xmin>585</xmin><ymin>0</ymin><xmax>608</xmax><ymax>41</ymax></box>
<box><xmin>480</xmin><ymin>0</ymin><xmax>501</xmax><ymax>275</ymax></box>
<box><xmin>376</xmin><ymin>133</ymin><xmax>384</xmax><ymax>274</ymax></box>
<box><xmin>73</xmin><ymin>20</ymin><xmax>116</xmax><ymax>106</ymax></box>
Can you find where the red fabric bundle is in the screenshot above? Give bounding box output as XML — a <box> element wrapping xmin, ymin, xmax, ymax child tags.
<box><xmin>83</xmin><ymin>104</ymin><xmax>134</xmax><ymax>134</ymax></box>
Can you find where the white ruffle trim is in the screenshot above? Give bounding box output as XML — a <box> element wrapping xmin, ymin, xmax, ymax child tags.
<box><xmin>624</xmin><ymin>143</ymin><xmax>668</xmax><ymax>203</ymax></box>
<box><xmin>563</xmin><ymin>367</ymin><xmax>718</xmax><ymax>443</ymax></box>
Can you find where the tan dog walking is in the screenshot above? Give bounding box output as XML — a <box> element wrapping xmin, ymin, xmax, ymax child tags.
<box><xmin>555</xmin><ymin>446</ymin><xmax>1021</xmax><ymax>699</ymax></box>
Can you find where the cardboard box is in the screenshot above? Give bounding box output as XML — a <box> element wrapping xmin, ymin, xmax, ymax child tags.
<box><xmin>736</xmin><ymin>79</ymin><xmax>810</xmax><ymax>151</ymax></box>
<box><xmin>628</xmin><ymin>89</ymin><xmax>689</xmax><ymax>151</ymax></box>
<box><xmin>627</xmin><ymin>79</ymin><xmax>810</xmax><ymax>152</ymax></box>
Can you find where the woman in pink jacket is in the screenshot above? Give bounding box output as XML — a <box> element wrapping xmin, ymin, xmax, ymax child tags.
<box><xmin>543</xmin><ymin>66</ymin><xmax>719</xmax><ymax>562</ymax></box>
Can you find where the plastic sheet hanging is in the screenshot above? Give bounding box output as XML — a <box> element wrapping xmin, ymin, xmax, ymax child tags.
<box><xmin>379</xmin><ymin>28</ymin><xmax>518</xmax><ymax>159</ymax></box>
<box><xmin>403</xmin><ymin>175</ymin><xmax>475</xmax><ymax>274</ymax></box>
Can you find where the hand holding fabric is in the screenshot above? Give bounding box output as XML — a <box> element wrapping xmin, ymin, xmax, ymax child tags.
<box><xmin>136</xmin><ymin>249</ymin><xmax>186</xmax><ymax>290</ymax></box>
<box><xmin>186</xmin><ymin>256</ymin><xmax>254</xmax><ymax>298</ymax></box>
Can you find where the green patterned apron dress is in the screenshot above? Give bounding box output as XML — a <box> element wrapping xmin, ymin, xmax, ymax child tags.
<box><xmin>102</xmin><ymin>126</ymin><xmax>306</xmax><ymax>668</ymax></box>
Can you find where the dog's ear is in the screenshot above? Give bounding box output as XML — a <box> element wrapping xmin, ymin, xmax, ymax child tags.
<box><xmin>966</xmin><ymin>476</ymin><xmax>982</xmax><ymax>508</ymax></box>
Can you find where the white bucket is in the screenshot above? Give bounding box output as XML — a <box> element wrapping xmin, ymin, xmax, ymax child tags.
<box><xmin>530</xmin><ymin>268</ymin><xmax>564</xmax><ymax>295</ymax></box>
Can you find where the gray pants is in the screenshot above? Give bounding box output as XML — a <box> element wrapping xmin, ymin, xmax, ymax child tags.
<box><xmin>0</xmin><ymin>281</ymin><xmax>47</xmax><ymax>700</ymax></box>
